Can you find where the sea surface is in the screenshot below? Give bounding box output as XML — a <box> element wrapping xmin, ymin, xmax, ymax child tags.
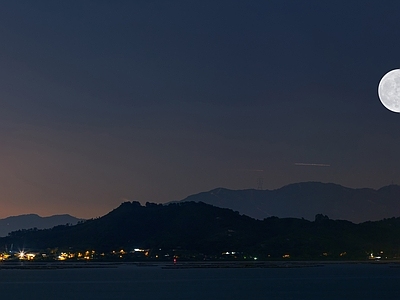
<box><xmin>0</xmin><ymin>263</ymin><xmax>399</xmax><ymax>299</ymax></box>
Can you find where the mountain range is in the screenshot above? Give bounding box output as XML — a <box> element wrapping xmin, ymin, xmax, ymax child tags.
<box><xmin>3</xmin><ymin>201</ymin><xmax>400</xmax><ymax>260</ymax></box>
<box><xmin>3</xmin><ymin>182</ymin><xmax>400</xmax><ymax>237</ymax></box>
<box><xmin>0</xmin><ymin>214</ymin><xmax>82</xmax><ymax>237</ymax></box>
<box><xmin>177</xmin><ymin>182</ymin><xmax>400</xmax><ymax>223</ymax></box>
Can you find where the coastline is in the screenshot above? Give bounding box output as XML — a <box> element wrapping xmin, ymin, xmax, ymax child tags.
<box><xmin>1</xmin><ymin>260</ymin><xmax>399</xmax><ymax>270</ymax></box>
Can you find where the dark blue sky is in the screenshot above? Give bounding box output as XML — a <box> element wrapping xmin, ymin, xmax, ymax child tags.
<box><xmin>0</xmin><ymin>1</ymin><xmax>399</xmax><ymax>218</ymax></box>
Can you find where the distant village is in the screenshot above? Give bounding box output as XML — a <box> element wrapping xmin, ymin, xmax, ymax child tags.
<box><xmin>0</xmin><ymin>246</ymin><xmax>391</xmax><ymax>262</ymax></box>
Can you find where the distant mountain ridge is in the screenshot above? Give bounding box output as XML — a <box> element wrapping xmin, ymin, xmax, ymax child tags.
<box><xmin>176</xmin><ymin>182</ymin><xmax>400</xmax><ymax>223</ymax></box>
<box><xmin>0</xmin><ymin>214</ymin><xmax>83</xmax><ymax>237</ymax></box>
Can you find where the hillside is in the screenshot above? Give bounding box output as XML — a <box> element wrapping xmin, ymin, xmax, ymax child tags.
<box><xmin>0</xmin><ymin>214</ymin><xmax>82</xmax><ymax>237</ymax></box>
<box><xmin>177</xmin><ymin>182</ymin><xmax>400</xmax><ymax>223</ymax></box>
<box><xmin>2</xmin><ymin>202</ymin><xmax>259</xmax><ymax>253</ymax></box>
<box><xmin>3</xmin><ymin>201</ymin><xmax>400</xmax><ymax>260</ymax></box>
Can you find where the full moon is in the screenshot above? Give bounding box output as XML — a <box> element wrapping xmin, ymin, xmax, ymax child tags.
<box><xmin>378</xmin><ymin>69</ymin><xmax>400</xmax><ymax>113</ymax></box>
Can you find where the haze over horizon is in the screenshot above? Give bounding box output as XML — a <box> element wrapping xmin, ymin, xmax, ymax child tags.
<box><xmin>1</xmin><ymin>1</ymin><xmax>399</xmax><ymax>219</ymax></box>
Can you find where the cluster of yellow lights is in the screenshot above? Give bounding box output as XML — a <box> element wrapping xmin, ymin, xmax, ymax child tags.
<box><xmin>57</xmin><ymin>249</ymin><xmax>150</xmax><ymax>261</ymax></box>
<box><xmin>61</xmin><ymin>250</ymin><xmax>96</xmax><ymax>260</ymax></box>
<box><xmin>58</xmin><ymin>252</ymin><xmax>75</xmax><ymax>261</ymax></box>
<box><xmin>0</xmin><ymin>248</ymin><xmax>395</xmax><ymax>262</ymax></box>
<box><xmin>0</xmin><ymin>253</ymin><xmax>11</xmax><ymax>261</ymax></box>
<box><xmin>17</xmin><ymin>251</ymin><xmax>36</xmax><ymax>260</ymax></box>
<box><xmin>111</xmin><ymin>248</ymin><xmax>149</xmax><ymax>258</ymax></box>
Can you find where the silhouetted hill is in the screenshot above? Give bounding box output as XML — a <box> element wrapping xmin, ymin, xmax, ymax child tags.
<box><xmin>0</xmin><ymin>214</ymin><xmax>82</xmax><ymax>237</ymax></box>
<box><xmin>3</xmin><ymin>201</ymin><xmax>400</xmax><ymax>260</ymax></box>
<box><xmin>176</xmin><ymin>182</ymin><xmax>400</xmax><ymax>223</ymax></box>
<box><xmin>2</xmin><ymin>202</ymin><xmax>259</xmax><ymax>254</ymax></box>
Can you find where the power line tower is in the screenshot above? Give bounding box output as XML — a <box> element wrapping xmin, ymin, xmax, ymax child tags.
<box><xmin>257</xmin><ymin>177</ymin><xmax>263</xmax><ymax>190</ymax></box>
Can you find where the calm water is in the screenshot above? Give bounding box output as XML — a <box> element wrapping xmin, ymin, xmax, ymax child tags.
<box><xmin>0</xmin><ymin>263</ymin><xmax>399</xmax><ymax>299</ymax></box>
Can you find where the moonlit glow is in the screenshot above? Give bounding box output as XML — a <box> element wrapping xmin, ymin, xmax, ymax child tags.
<box><xmin>378</xmin><ymin>69</ymin><xmax>400</xmax><ymax>113</ymax></box>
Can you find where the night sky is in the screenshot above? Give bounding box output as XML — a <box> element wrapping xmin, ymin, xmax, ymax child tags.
<box><xmin>1</xmin><ymin>1</ymin><xmax>399</xmax><ymax>218</ymax></box>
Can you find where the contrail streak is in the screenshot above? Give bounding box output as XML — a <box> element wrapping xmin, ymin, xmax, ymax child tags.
<box><xmin>231</xmin><ymin>169</ymin><xmax>264</xmax><ymax>172</ymax></box>
<box><xmin>295</xmin><ymin>163</ymin><xmax>330</xmax><ymax>167</ymax></box>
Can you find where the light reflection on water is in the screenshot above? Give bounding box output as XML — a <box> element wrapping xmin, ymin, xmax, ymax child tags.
<box><xmin>0</xmin><ymin>263</ymin><xmax>400</xmax><ymax>299</ymax></box>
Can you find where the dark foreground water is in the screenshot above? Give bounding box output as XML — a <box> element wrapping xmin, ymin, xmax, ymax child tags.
<box><xmin>0</xmin><ymin>263</ymin><xmax>400</xmax><ymax>299</ymax></box>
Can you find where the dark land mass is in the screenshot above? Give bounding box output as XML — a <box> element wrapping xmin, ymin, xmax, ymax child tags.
<box><xmin>2</xmin><ymin>201</ymin><xmax>400</xmax><ymax>261</ymax></box>
<box><xmin>176</xmin><ymin>182</ymin><xmax>400</xmax><ymax>223</ymax></box>
<box><xmin>0</xmin><ymin>214</ymin><xmax>83</xmax><ymax>237</ymax></box>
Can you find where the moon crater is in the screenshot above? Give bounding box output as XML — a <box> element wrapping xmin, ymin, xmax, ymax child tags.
<box><xmin>378</xmin><ymin>69</ymin><xmax>400</xmax><ymax>113</ymax></box>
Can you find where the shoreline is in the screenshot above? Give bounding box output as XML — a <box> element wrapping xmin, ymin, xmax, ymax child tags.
<box><xmin>1</xmin><ymin>260</ymin><xmax>399</xmax><ymax>270</ymax></box>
